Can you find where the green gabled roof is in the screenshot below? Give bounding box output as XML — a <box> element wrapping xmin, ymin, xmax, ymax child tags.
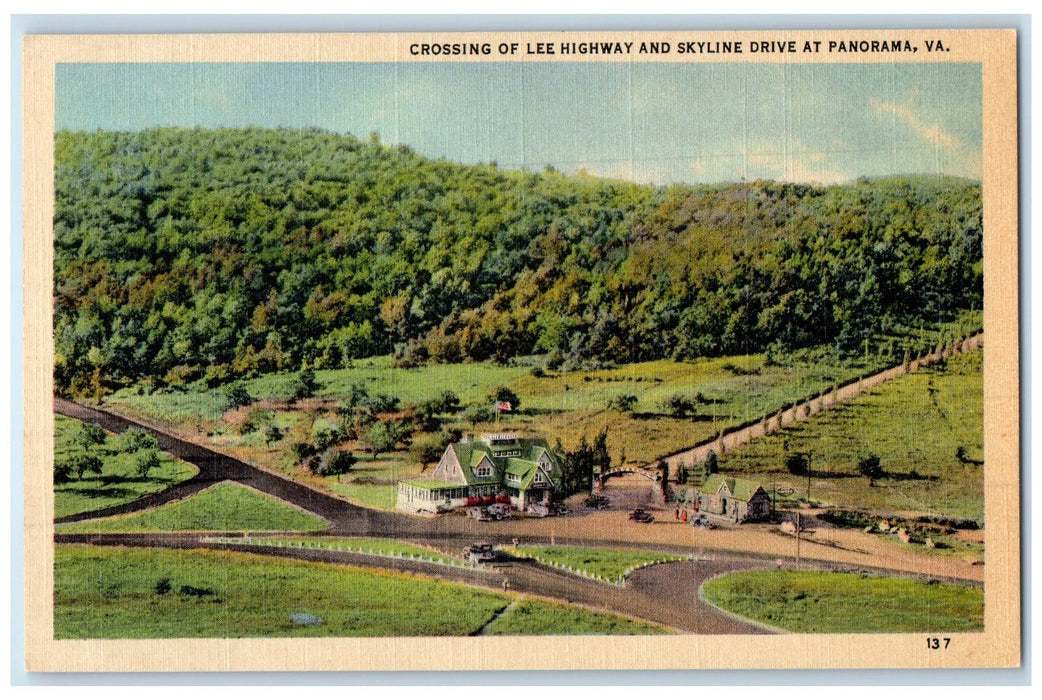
<box><xmin>505</xmin><ymin>457</ymin><xmax>561</xmax><ymax>490</ymax></box>
<box><xmin>503</xmin><ymin>458</ymin><xmax>537</xmax><ymax>488</ymax></box>
<box><xmin>449</xmin><ymin>443</ymin><xmax>500</xmax><ymax>486</ymax></box>
<box><xmin>700</xmin><ymin>474</ymin><xmax>766</xmax><ymax>502</ymax></box>
<box><xmin>400</xmin><ymin>479</ymin><xmax>466</xmax><ymax>491</ymax></box>
<box><xmin>503</xmin><ymin>458</ymin><xmax>535</xmax><ymax>476</ymax></box>
<box><xmin>444</xmin><ymin>436</ymin><xmax>562</xmax><ymax>490</ymax></box>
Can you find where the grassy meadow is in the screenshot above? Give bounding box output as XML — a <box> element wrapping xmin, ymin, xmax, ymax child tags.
<box><xmin>713</xmin><ymin>349</ymin><xmax>984</xmax><ymax>523</ymax></box>
<box><xmin>56</xmin><ymin>482</ymin><xmax>329</xmax><ymax>534</ymax></box>
<box><xmin>484</xmin><ymin>598</ymin><xmax>668</xmax><ymax>635</ymax></box>
<box><xmin>54</xmin><ymin>415</ymin><xmax>198</xmax><ymax>519</ymax></box>
<box><xmin>701</xmin><ymin>570</ymin><xmax>983</xmax><ymax>633</ymax></box>
<box><xmin>511</xmin><ymin>545</ymin><xmax>687</xmax><ymax>582</ymax></box>
<box><xmin>98</xmin><ymin>316</ymin><xmax>981</xmax><ymax>513</ymax></box>
<box><xmin>54</xmin><ymin>545</ymin><xmax>670</xmax><ymax>637</ymax></box>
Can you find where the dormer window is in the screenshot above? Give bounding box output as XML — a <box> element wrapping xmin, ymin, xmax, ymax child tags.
<box><xmin>475</xmin><ymin>465</ymin><xmax>493</xmax><ymax>477</ymax></box>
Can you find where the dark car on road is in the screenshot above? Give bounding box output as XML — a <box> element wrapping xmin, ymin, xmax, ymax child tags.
<box><xmin>583</xmin><ymin>495</ymin><xmax>610</xmax><ymax>509</ymax></box>
<box><xmin>464</xmin><ymin>543</ymin><xmax>497</xmax><ymax>563</ymax></box>
<box><xmin>628</xmin><ymin>508</ymin><xmax>654</xmax><ymax>523</ymax></box>
<box><xmin>691</xmin><ymin>514</ymin><xmax>716</xmax><ymax>529</ymax></box>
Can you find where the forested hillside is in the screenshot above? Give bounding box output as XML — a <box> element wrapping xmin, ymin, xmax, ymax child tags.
<box><xmin>53</xmin><ymin>127</ymin><xmax>982</xmax><ymax>396</ymax></box>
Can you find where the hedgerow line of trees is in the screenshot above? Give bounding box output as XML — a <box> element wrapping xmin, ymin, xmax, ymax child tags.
<box><xmin>54</xmin><ymin>127</ymin><xmax>982</xmax><ymax>398</ymax></box>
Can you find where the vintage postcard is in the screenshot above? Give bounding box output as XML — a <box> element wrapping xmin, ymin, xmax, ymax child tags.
<box><xmin>22</xmin><ymin>28</ymin><xmax>1019</xmax><ymax>672</ymax></box>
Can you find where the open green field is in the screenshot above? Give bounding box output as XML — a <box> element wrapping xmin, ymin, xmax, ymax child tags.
<box><xmin>484</xmin><ymin>598</ymin><xmax>668</xmax><ymax>635</ymax></box>
<box><xmin>54</xmin><ymin>414</ymin><xmax>198</xmax><ymax>519</ymax></box>
<box><xmin>56</xmin><ymin>482</ymin><xmax>328</xmax><ymax>533</ymax></box>
<box><xmin>511</xmin><ymin>545</ymin><xmax>687</xmax><ymax>582</ymax></box>
<box><xmin>54</xmin><ymin>545</ymin><xmax>670</xmax><ymax>637</ymax></box>
<box><xmin>100</xmin><ymin>317</ymin><xmax>981</xmax><ymax>513</ymax></box>
<box><xmin>701</xmin><ymin>570</ymin><xmax>983</xmax><ymax>633</ymax></box>
<box><xmin>715</xmin><ymin>349</ymin><xmax>984</xmax><ymax>523</ymax></box>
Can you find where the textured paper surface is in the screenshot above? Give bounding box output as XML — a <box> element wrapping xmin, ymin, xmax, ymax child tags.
<box><xmin>24</xmin><ymin>28</ymin><xmax>1019</xmax><ymax>672</ymax></box>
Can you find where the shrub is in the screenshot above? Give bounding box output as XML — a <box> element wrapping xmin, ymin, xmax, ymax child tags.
<box><xmin>360</xmin><ymin>393</ymin><xmax>400</xmax><ymax>414</ymax></box>
<box><xmin>264</xmin><ymin>423</ymin><xmax>284</xmax><ymax>445</ymax></box>
<box><xmin>607</xmin><ymin>393</ymin><xmax>638</xmax><ymax>413</ymax></box>
<box><xmin>118</xmin><ymin>427</ymin><xmax>158</xmax><ymax>454</ymax></box>
<box><xmin>291</xmin><ymin>441</ymin><xmax>317</xmax><ymax>463</ymax></box>
<box><xmin>72</xmin><ymin>453</ymin><xmax>103</xmax><ymax>480</ymax></box>
<box><xmin>224</xmin><ymin>383</ymin><xmax>253</xmax><ymax>410</ymax></box>
<box><xmin>463</xmin><ymin>404</ymin><xmax>494</xmax><ymax>426</ymax></box>
<box><xmin>703</xmin><ymin>450</ymin><xmax>719</xmax><ymax>475</ymax></box>
<box><xmin>291</xmin><ymin>367</ymin><xmax>319</xmax><ymax>401</ymax></box>
<box><xmin>136</xmin><ymin>449</ymin><xmax>161</xmax><ymax>478</ymax></box>
<box><xmin>311</xmin><ymin>448</ymin><xmax>355</xmax><ymax>476</ymax></box>
<box><xmin>858</xmin><ymin>454</ymin><xmax>883</xmax><ymax>479</ymax></box>
<box><xmin>662</xmin><ymin>394</ymin><xmax>696</xmax><ymax>418</ymax></box>
<box><xmin>75</xmin><ymin>423</ymin><xmax>107</xmax><ymax>451</ymax></box>
<box><xmin>314</xmin><ymin>427</ymin><xmax>340</xmax><ymax>452</ymax></box>
<box><xmin>785</xmin><ymin>453</ymin><xmax>809</xmax><ymax>476</ymax></box>
<box><xmin>54</xmin><ymin>459</ymin><xmax>74</xmax><ymax>484</ymax></box>
<box><xmin>436</xmin><ymin>391</ymin><xmax>461</xmax><ymax>414</ymax></box>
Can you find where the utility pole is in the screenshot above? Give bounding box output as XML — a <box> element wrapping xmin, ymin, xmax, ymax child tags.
<box><xmin>795</xmin><ymin>511</ymin><xmax>801</xmax><ymax>570</ymax></box>
<box><xmin>806</xmin><ymin>451</ymin><xmax>812</xmax><ymax>505</ymax></box>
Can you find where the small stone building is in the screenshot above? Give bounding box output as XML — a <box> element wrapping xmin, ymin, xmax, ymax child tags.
<box><xmin>695</xmin><ymin>474</ymin><xmax>771</xmax><ymax>523</ymax></box>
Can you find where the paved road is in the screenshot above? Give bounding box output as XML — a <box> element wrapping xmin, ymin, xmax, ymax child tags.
<box><xmin>54</xmin><ymin>397</ymin><xmax>973</xmax><ymax>634</ymax></box>
<box><xmin>55</xmin><ymin>531</ymin><xmax>773</xmax><ymax>634</ymax></box>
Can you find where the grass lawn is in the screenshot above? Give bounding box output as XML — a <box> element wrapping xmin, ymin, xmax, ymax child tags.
<box><xmin>56</xmin><ymin>482</ymin><xmax>328</xmax><ymax>533</ymax></box>
<box><xmin>54</xmin><ymin>414</ymin><xmax>198</xmax><ymax>519</ymax></box>
<box><xmin>100</xmin><ymin>314</ymin><xmax>981</xmax><ymax>513</ymax></box>
<box><xmin>485</xmin><ymin>598</ymin><xmax>670</xmax><ymax>635</ymax></box>
<box><xmin>511</xmin><ymin>545</ymin><xmax>687</xmax><ymax>582</ymax></box>
<box><xmin>715</xmin><ymin>348</ymin><xmax>984</xmax><ymax>523</ymax></box>
<box><xmin>700</xmin><ymin>570</ymin><xmax>983</xmax><ymax>633</ymax></box>
<box><xmin>54</xmin><ymin>545</ymin><xmax>671</xmax><ymax>638</ymax></box>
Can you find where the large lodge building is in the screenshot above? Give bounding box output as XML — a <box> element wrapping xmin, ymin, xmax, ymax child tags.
<box><xmin>396</xmin><ymin>432</ymin><xmax>563</xmax><ymax>514</ymax></box>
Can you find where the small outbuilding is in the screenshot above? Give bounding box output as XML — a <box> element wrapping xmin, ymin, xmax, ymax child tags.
<box><xmin>695</xmin><ymin>474</ymin><xmax>771</xmax><ymax>523</ymax></box>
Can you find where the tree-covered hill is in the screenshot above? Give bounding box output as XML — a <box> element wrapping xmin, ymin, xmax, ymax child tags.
<box><xmin>53</xmin><ymin>127</ymin><xmax>982</xmax><ymax>396</ymax></box>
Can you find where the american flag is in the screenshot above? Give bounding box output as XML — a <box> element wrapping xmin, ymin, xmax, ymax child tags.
<box><xmin>495</xmin><ymin>401</ymin><xmax>512</xmax><ymax>412</ymax></box>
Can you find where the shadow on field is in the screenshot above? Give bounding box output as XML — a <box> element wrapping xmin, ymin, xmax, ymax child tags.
<box><xmin>59</xmin><ymin>487</ymin><xmax>141</xmax><ymax>499</ymax></box>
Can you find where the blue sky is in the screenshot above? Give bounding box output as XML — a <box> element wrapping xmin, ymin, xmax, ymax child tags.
<box><xmin>55</xmin><ymin>61</ymin><xmax>981</xmax><ymax>185</ymax></box>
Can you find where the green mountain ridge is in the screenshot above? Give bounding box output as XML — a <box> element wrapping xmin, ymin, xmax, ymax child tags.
<box><xmin>54</xmin><ymin>127</ymin><xmax>982</xmax><ymax>396</ymax></box>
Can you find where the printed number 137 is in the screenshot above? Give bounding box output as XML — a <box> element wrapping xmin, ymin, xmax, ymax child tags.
<box><xmin>927</xmin><ymin>637</ymin><xmax>951</xmax><ymax>649</ymax></box>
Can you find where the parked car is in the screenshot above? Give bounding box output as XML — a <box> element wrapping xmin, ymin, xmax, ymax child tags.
<box><xmin>628</xmin><ymin>508</ymin><xmax>654</xmax><ymax>523</ymax></box>
<box><xmin>549</xmin><ymin>502</ymin><xmax>570</xmax><ymax>516</ymax></box>
<box><xmin>583</xmin><ymin>495</ymin><xmax>610</xmax><ymax>509</ymax></box>
<box><xmin>527</xmin><ymin>503</ymin><xmax>551</xmax><ymax>518</ymax></box>
<box><xmin>468</xmin><ymin>507</ymin><xmax>492</xmax><ymax>521</ymax></box>
<box><xmin>691</xmin><ymin>514</ymin><xmax>716</xmax><ymax>529</ymax></box>
<box><xmin>486</xmin><ymin>503</ymin><xmax>511</xmax><ymax>520</ymax></box>
<box><xmin>464</xmin><ymin>543</ymin><xmax>497</xmax><ymax>563</ymax></box>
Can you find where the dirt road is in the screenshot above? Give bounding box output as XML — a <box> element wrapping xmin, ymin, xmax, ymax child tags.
<box><xmin>53</xmin><ymin>397</ymin><xmax>982</xmax><ymax>634</ymax></box>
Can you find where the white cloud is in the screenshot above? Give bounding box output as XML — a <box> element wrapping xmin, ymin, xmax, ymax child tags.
<box><xmin>744</xmin><ymin>139</ymin><xmax>852</xmax><ymax>185</ymax></box>
<box><xmin>870</xmin><ymin>94</ymin><xmax>963</xmax><ymax>150</ymax></box>
<box><xmin>869</xmin><ymin>93</ymin><xmax>981</xmax><ymax>179</ymax></box>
